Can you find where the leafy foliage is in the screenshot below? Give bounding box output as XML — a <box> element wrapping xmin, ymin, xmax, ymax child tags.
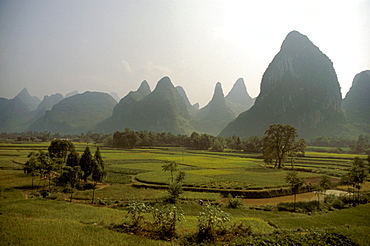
<box><xmin>79</xmin><ymin>146</ymin><xmax>93</xmax><ymax>181</ymax></box>
<box><xmin>285</xmin><ymin>171</ymin><xmax>305</xmax><ymax>211</ymax></box>
<box><xmin>263</xmin><ymin>124</ymin><xmax>306</xmax><ymax>168</ymax></box>
<box><xmin>197</xmin><ymin>204</ymin><xmax>231</xmax><ymax>242</ymax></box>
<box><xmin>162</xmin><ymin>161</ymin><xmax>186</xmax><ymax>203</ymax></box>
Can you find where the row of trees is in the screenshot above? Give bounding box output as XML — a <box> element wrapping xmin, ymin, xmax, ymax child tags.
<box><xmin>308</xmin><ymin>135</ymin><xmax>370</xmax><ymax>153</ymax></box>
<box><xmin>24</xmin><ymin>140</ymin><xmax>105</xmax><ymax>202</ymax></box>
<box><xmin>112</xmin><ymin>128</ymin><xmax>262</xmax><ymax>152</ymax></box>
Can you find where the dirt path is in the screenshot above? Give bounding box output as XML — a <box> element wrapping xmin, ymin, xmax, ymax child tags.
<box><xmin>223</xmin><ymin>192</ymin><xmax>318</xmax><ymax>206</ymax></box>
<box><xmin>238</xmin><ymin>189</ymin><xmax>353</xmax><ymax>206</ymax></box>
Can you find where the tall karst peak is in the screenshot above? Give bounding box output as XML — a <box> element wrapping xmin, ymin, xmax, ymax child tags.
<box><xmin>212</xmin><ymin>82</ymin><xmax>224</xmax><ymax>100</ymax></box>
<box><xmin>194</xmin><ymin>82</ymin><xmax>235</xmax><ymax>135</ymax></box>
<box><xmin>226</xmin><ymin>78</ymin><xmax>247</xmax><ymax>99</ymax></box>
<box><xmin>220</xmin><ymin>30</ymin><xmax>348</xmax><ymax>139</ymax></box>
<box><xmin>96</xmin><ymin>76</ymin><xmax>194</xmax><ymax>134</ymax></box>
<box><xmin>15</xmin><ymin>88</ymin><xmax>31</xmax><ymax>98</ymax></box>
<box><xmin>225</xmin><ymin>78</ymin><xmax>254</xmax><ymax>113</ymax></box>
<box><xmin>14</xmin><ymin>88</ymin><xmax>41</xmax><ymax>111</ymax></box>
<box><xmin>154</xmin><ymin>76</ymin><xmax>173</xmax><ymax>91</ymax></box>
<box><xmin>137</xmin><ymin>80</ymin><xmax>151</xmax><ymax>94</ymax></box>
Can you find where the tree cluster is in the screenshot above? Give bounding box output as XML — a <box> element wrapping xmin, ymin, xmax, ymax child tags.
<box><xmin>24</xmin><ymin>140</ymin><xmax>105</xmax><ymax>202</ymax></box>
<box><xmin>112</xmin><ymin>128</ymin><xmax>263</xmax><ymax>152</ymax></box>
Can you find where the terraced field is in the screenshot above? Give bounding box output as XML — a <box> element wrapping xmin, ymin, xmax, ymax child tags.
<box><xmin>0</xmin><ymin>143</ymin><xmax>367</xmax><ymax>195</ymax></box>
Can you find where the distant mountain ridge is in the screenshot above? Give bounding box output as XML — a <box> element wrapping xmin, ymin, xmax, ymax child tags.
<box><xmin>96</xmin><ymin>77</ymin><xmax>194</xmax><ymax>134</ymax></box>
<box><xmin>1</xmin><ymin>31</ymin><xmax>368</xmax><ymax>138</ymax></box>
<box><xmin>29</xmin><ymin>92</ymin><xmax>117</xmax><ymax>134</ymax></box>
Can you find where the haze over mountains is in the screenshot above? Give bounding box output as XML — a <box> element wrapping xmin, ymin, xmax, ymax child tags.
<box><xmin>1</xmin><ymin>31</ymin><xmax>369</xmax><ymax>139</ymax></box>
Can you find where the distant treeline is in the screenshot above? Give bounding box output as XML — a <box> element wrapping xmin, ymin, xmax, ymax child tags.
<box><xmin>1</xmin><ymin>130</ymin><xmax>368</xmax><ymax>154</ymax></box>
<box><xmin>112</xmin><ymin>128</ymin><xmax>262</xmax><ymax>152</ymax></box>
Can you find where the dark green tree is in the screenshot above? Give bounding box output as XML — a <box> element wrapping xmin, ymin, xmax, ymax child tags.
<box><xmin>262</xmin><ymin>124</ymin><xmax>306</xmax><ymax>169</ymax></box>
<box><xmin>24</xmin><ymin>152</ymin><xmax>40</xmax><ymax>189</ymax></box>
<box><xmin>316</xmin><ymin>174</ymin><xmax>332</xmax><ymax>206</ymax></box>
<box><xmin>79</xmin><ymin>146</ymin><xmax>94</xmax><ymax>181</ymax></box>
<box><xmin>91</xmin><ymin>160</ymin><xmax>105</xmax><ymax>203</ymax></box>
<box><xmin>24</xmin><ymin>150</ymin><xmax>54</xmax><ymax>190</ymax></box>
<box><xmin>341</xmin><ymin>157</ymin><xmax>369</xmax><ymax>204</ymax></box>
<box><xmin>66</xmin><ymin>149</ymin><xmax>79</xmax><ymax>167</ymax></box>
<box><xmin>48</xmin><ymin>139</ymin><xmax>74</xmax><ymax>161</ymax></box>
<box><xmin>91</xmin><ymin>147</ymin><xmax>106</xmax><ymax>203</ymax></box>
<box><xmin>286</xmin><ymin>171</ymin><xmax>305</xmax><ymax>211</ymax></box>
<box><xmin>59</xmin><ymin>166</ymin><xmax>83</xmax><ymax>202</ymax></box>
<box><xmin>349</xmin><ymin>135</ymin><xmax>369</xmax><ymax>154</ymax></box>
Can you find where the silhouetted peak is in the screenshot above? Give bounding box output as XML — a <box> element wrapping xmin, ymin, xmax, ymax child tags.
<box><xmin>351</xmin><ymin>70</ymin><xmax>370</xmax><ymax>87</ymax></box>
<box><xmin>137</xmin><ymin>80</ymin><xmax>151</xmax><ymax>93</ymax></box>
<box><xmin>226</xmin><ymin>78</ymin><xmax>248</xmax><ymax>99</ymax></box>
<box><xmin>14</xmin><ymin>87</ymin><xmax>41</xmax><ymax>111</ymax></box>
<box><xmin>154</xmin><ymin>76</ymin><xmax>174</xmax><ymax>91</ymax></box>
<box><xmin>212</xmin><ymin>82</ymin><xmax>224</xmax><ymax>100</ymax></box>
<box><xmin>15</xmin><ymin>88</ymin><xmax>30</xmax><ymax>99</ymax></box>
<box><xmin>280</xmin><ymin>30</ymin><xmax>313</xmax><ymax>52</ymax></box>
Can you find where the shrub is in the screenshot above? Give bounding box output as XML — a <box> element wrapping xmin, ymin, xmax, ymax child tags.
<box><xmin>226</xmin><ymin>194</ymin><xmax>243</xmax><ymax>209</ymax></box>
<box><xmin>277</xmin><ymin>201</ymin><xmax>318</xmax><ymax>213</ymax></box>
<box><xmin>151</xmin><ymin>205</ymin><xmax>184</xmax><ymax>240</ymax></box>
<box><xmin>126</xmin><ymin>201</ymin><xmax>152</xmax><ymax>231</ymax></box>
<box><xmin>197</xmin><ymin>204</ymin><xmax>231</xmax><ymax>242</ymax></box>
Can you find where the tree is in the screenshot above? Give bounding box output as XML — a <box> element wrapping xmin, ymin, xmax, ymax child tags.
<box><xmin>349</xmin><ymin>135</ymin><xmax>369</xmax><ymax>154</ymax></box>
<box><xmin>91</xmin><ymin>160</ymin><xmax>105</xmax><ymax>203</ymax></box>
<box><xmin>91</xmin><ymin>147</ymin><xmax>106</xmax><ymax>203</ymax></box>
<box><xmin>315</xmin><ymin>174</ymin><xmax>332</xmax><ymax>206</ymax></box>
<box><xmin>211</xmin><ymin>137</ymin><xmax>225</xmax><ymax>152</ymax></box>
<box><xmin>59</xmin><ymin>166</ymin><xmax>83</xmax><ymax>202</ymax></box>
<box><xmin>48</xmin><ymin>140</ymin><xmax>74</xmax><ymax>168</ymax></box>
<box><xmin>66</xmin><ymin>149</ymin><xmax>79</xmax><ymax>167</ymax></box>
<box><xmin>79</xmin><ymin>146</ymin><xmax>94</xmax><ymax>181</ymax></box>
<box><xmin>286</xmin><ymin>171</ymin><xmax>305</xmax><ymax>211</ymax></box>
<box><xmin>162</xmin><ymin>161</ymin><xmax>186</xmax><ymax>203</ymax></box>
<box><xmin>24</xmin><ymin>150</ymin><xmax>55</xmax><ymax>190</ymax></box>
<box><xmin>262</xmin><ymin>124</ymin><xmax>306</xmax><ymax>169</ymax></box>
<box><xmin>112</xmin><ymin>128</ymin><xmax>141</xmax><ymax>149</ymax></box>
<box><xmin>24</xmin><ymin>152</ymin><xmax>40</xmax><ymax>189</ymax></box>
<box><xmin>341</xmin><ymin>157</ymin><xmax>369</xmax><ymax>204</ymax></box>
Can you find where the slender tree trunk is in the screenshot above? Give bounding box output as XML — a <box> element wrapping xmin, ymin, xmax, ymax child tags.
<box><xmin>92</xmin><ymin>187</ymin><xmax>95</xmax><ymax>204</ymax></box>
<box><xmin>294</xmin><ymin>193</ymin><xmax>296</xmax><ymax>211</ymax></box>
<box><xmin>70</xmin><ymin>191</ymin><xmax>73</xmax><ymax>202</ymax></box>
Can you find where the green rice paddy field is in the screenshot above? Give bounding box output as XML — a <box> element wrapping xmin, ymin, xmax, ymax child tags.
<box><xmin>1</xmin><ymin>142</ymin><xmax>369</xmax><ymax>245</ymax></box>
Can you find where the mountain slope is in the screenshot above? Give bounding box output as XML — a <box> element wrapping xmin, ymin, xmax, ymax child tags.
<box><xmin>0</xmin><ymin>97</ymin><xmax>33</xmax><ymax>132</ymax></box>
<box><xmin>194</xmin><ymin>82</ymin><xmax>236</xmax><ymax>135</ymax></box>
<box><xmin>37</xmin><ymin>93</ymin><xmax>64</xmax><ymax>111</ymax></box>
<box><xmin>220</xmin><ymin>31</ymin><xmax>349</xmax><ymax>139</ymax></box>
<box><xmin>29</xmin><ymin>92</ymin><xmax>117</xmax><ymax>134</ymax></box>
<box><xmin>176</xmin><ymin>86</ymin><xmax>198</xmax><ymax>116</ymax></box>
<box><xmin>14</xmin><ymin>88</ymin><xmax>41</xmax><ymax>111</ymax></box>
<box><xmin>342</xmin><ymin>70</ymin><xmax>370</xmax><ymax>133</ymax></box>
<box><xmin>225</xmin><ymin>78</ymin><xmax>255</xmax><ymax>116</ymax></box>
<box><xmin>96</xmin><ymin>77</ymin><xmax>194</xmax><ymax>134</ymax></box>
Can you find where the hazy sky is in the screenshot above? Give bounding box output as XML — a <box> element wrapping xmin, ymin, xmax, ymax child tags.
<box><xmin>1</xmin><ymin>0</ymin><xmax>369</xmax><ymax>107</ymax></box>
